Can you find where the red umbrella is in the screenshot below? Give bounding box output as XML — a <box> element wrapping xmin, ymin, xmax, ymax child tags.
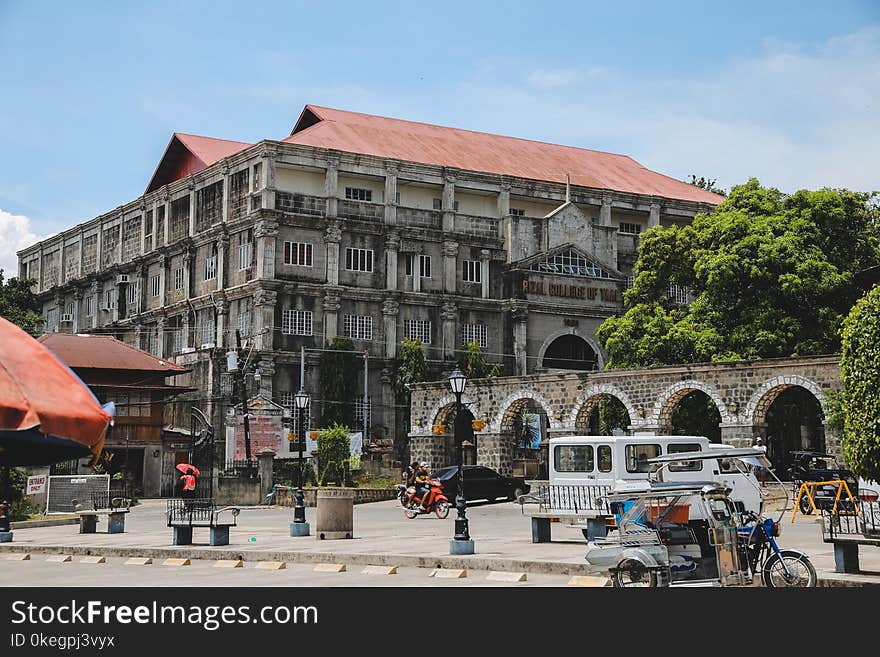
<box><xmin>176</xmin><ymin>463</ymin><xmax>200</xmax><ymax>477</ymax></box>
<box><xmin>0</xmin><ymin>317</ymin><xmax>113</xmax><ymax>466</ymax></box>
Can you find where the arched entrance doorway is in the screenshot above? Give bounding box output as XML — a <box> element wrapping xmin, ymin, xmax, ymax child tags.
<box><xmin>763</xmin><ymin>387</ymin><xmax>825</xmax><ymax>476</ymax></box>
<box><xmin>499</xmin><ymin>398</ymin><xmax>550</xmax><ymax>478</ymax></box>
<box><xmin>574</xmin><ymin>394</ymin><xmax>631</xmax><ymax>435</ymax></box>
<box><xmin>431</xmin><ymin>403</ymin><xmax>476</xmax><ymax>467</ymax></box>
<box><xmin>671</xmin><ymin>391</ymin><xmax>722</xmax><ymax>443</ymax></box>
<box><xmin>542</xmin><ymin>335</ymin><xmax>598</xmax><ymax>370</ymax></box>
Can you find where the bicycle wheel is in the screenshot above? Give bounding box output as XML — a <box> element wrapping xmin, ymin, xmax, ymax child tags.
<box><xmin>611</xmin><ymin>559</ymin><xmax>660</xmax><ymax>588</ymax></box>
<box><xmin>762</xmin><ymin>550</ymin><xmax>817</xmax><ymax>587</ymax></box>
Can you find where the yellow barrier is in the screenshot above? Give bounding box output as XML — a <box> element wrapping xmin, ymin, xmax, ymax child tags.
<box><xmin>791</xmin><ymin>480</ymin><xmax>860</xmax><ymax>523</ymax></box>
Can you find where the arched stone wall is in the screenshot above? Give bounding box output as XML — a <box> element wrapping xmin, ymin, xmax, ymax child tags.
<box><xmin>745</xmin><ymin>375</ymin><xmax>827</xmax><ymax>427</ymax></box>
<box><xmin>651</xmin><ymin>379</ymin><xmax>732</xmax><ymax>429</ymax></box>
<box><xmin>567</xmin><ymin>384</ymin><xmax>637</xmax><ymax>432</ymax></box>
<box><xmin>491</xmin><ymin>389</ymin><xmax>560</xmax><ymax>433</ymax></box>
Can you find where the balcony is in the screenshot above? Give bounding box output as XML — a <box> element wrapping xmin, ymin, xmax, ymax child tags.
<box><xmin>455</xmin><ymin>214</ymin><xmax>499</xmax><ymax>239</ymax></box>
<box><xmin>398</xmin><ymin>206</ymin><xmax>442</xmax><ymax>230</ymax></box>
<box><xmin>276</xmin><ymin>191</ymin><xmax>325</xmax><ymax>217</ymax></box>
<box><xmin>338</xmin><ymin>199</ymin><xmax>383</xmax><ymax>222</ymax></box>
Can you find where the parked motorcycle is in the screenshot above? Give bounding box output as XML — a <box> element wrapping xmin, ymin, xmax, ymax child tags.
<box><xmin>399</xmin><ymin>479</ymin><xmax>451</xmax><ymax>519</ymax></box>
<box><xmin>737</xmin><ymin>510</ymin><xmax>817</xmax><ymax>587</ymax></box>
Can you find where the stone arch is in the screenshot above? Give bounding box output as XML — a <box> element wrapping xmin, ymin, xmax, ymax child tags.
<box><xmin>744</xmin><ymin>376</ymin><xmax>828</xmax><ymax>428</ymax></box>
<box><xmin>567</xmin><ymin>384</ymin><xmax>638</xmax><ymax>432</ymax></box>
<box><xmin>537</xmin><ymin>328</ymin><xmax>604</xmax><ymax>371</ymax></box>
<box><xmin>491</xmin><ymin>389</ymin><xmax>560</xmax><ymax>433</ymax></box>
<box><xmin>652</xmin><ymin>380</ymin><xmax>732</xmax><ymax>428</ymax></box>
<box><xmin>415</xmin><ymin>394</ymin><xmax>479</xmax><ymax>435</ymax></box>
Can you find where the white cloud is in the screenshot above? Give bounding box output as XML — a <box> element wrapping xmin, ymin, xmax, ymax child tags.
<box><xmin>0</xmin><ymin>209</ymin><xmax>45</xmax><ymax>277</ymax></box>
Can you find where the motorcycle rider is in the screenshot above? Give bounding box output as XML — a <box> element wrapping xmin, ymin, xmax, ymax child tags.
<box><xmin>412</xmin><ymin>461</ymin><xmax>432</xmax><ymax>511</ymax></box>
<box><xmin>402</xmin><ymin>460</ymin><xmax>419</xmax><ymax>508</ymax></box>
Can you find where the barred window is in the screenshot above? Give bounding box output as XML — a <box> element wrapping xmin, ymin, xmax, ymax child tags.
<box><xmin>237</xmin><ymin>242</ymin><xmax>253</xmax><ymax>270</ymax></box>
<box><xmin>619</xmin><ymin>222</ymin><xmax>642</xmax><ymax>235</ymax></box>
<box><xmin>626</xmin><ymin>274</ymin><xmax>635</xmax><ymax>290</ymax></box>
<box><xmin>237</xmin><ymin>310</ymin><xmax>251</xmax><ymax>338</ymax></box>
<box><xmin>530</xmin><ymin>250</ymin><xmax>611</xmax><ymax>279</ymax></box>
<box><xmin>344</xmin><ymin>314</ymin><xmax>373</xmax><ymax>341</ymax></box>
<box><xmin>45</xmin><ymin>307</ymin><xmax>58</xmax><ymax>332</ymax></box>
<box><xmin>150</xmin><ymin>274</ymin><xmax>161</xmax><ymax>298</ymax></box>
<box><xmin>284</xmin><ymin>241</ymin><xmax>313</xmax><ymax>267</ymax></box>
<box><xmin>81</xmin><ymin>234</ymin><xmax>98</xmax><ymax>274</ymax></box>
<box><xmin>201</xmin><ymin>316</ymin><xmax>215</xmax><ymax>346</ymax></box>
<box><xmin>510</xmin><ymin>208</ymin><xmax>525</xmax><ymax>216</ymax></box>
<box><xmin>668</xmin><ymin>284</ymin><xmax>692</xmax><ymax>305</ymax></box>
<box><xmin>126</xmin><ymin>280</ymin><xmax>140</xmax><ymax>306</ymax></box>
<box><xmin>418</xmin><ymin>254</ymin><xmax>431</xmax><ymax>278</ymax></box>
<box><xmin>355</xmin><ymin>396</ymin><xmax>371</xmax><ymax>430</ymax></box>
<box><xmin>405</xmin><ymin>319</ymin><xmax>432</xmax><ymax>345</ymax></box>
<box><xmin>104</xmin><ymin>288</ymin><xmax>117</xmax><ymax>310</ymax></box>
<box><xmin>345</xmin><ymin>187</ymin><xmax>372</xmax><ymax>201</ymax></box>
<box><xmin>282</xmin><ymin>309</ymin><xmax>313</xmax><ymax>336</ymax></box>
<box><xmin>461</xmin><ymin>323</ymin><xmax>487</xmax><ymax>349</ymax></box>
<box><xmin>144</xmin><ymin>210</ymin><xmax>153</xmax><ymax>252</ymax></box>
<box><xmin>345</xmin><ymin>248</ymin><xmax>373</xmax><ymax>273</ymax></box>
<box><xmin>173</xmin><ymin>268</ymin><xmax>184</xmax><ymax>291</ymax></box>
<box><xmin>462</xmin><ymin>260</ymin><xmax>481</xmax><ymax>283</ymax></box>
<box><xmin>204</xmin><ymin>254</ymin><xmax>217</xmax><ymax>281</ymax></box>
<box><xmin>85</xmin><ymin>295</ymin><xmax>95</xmax><ymax>317</ymax></box>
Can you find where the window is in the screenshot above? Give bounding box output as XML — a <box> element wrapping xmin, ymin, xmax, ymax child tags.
<box><xmin>510</xmin><ymin>208</ymin><xmax>525</xmax><ymax>216</ymax></box>
<box><xmin>126</xmin><ymin>280</ymin><xmax>140</xmax><ymax>306</ymax></box>
<box><xmin>554</xmin><ymin>445</ymin><xmax>594</xmax><ymax>473</ymax></box>
<box><xmin>625</xmin><ymin>444</ymin><xmax>661</xmax><ymax>473</ymax></box>
<box><xmin>462</xmin><ymin>260</ymin><xmax>481</xmax><ymax>283</ymax></box>
<box><xmin>173</xmin><ymin>268</ymin><xmax>184</xmax><ymax>291</ymax></box>
<box><xmin>418</xmin><ymin>254</ymin><xmax>431</xmax><ymax>278</ymax></box>
<box><xmin>284</xmin><ymin>241</ymin><xmax>313</xmax><ymax>267</ymax></box>
<box><xmin>355</xmin><ymin>396</ymin><xmax>371</xmax><ymax>430</ymax></box>
<box><xmin>597</xmin><ymin>445</ymin><xmax>612</xmax><ymax>473</ymax></box>
<box><xmin>404</xmin><ymin>254</ymin><xmax>413</xmax><ymax>276</ymax></box>
<box><xmin>394</xmin><ymin>192</ymin><xmax>400</xmax><ymax>204</ymax></box>
<box><xmin>461</xmin><ymin>323</ymin><xmax>487</xmax><ymax>349</ymax></box>
<box><xmin>104</xmin><ymin>289</ymin><xmax>117</xmax><ymax>310</ymax></box>
<box><xmin>626</xmin><ymin>274</ymin><xmax>635</xmax><ymax>290</ymax></box>
<box><xmin>237</xmin><ymin>242</ymin><xmax>253</xmax><ymax>270</ymax></box>
<box><xmin>432</xmin><ymin>198</ymin><xmax>458</xmax><ymax>211</ymax></box>
<box><xmin>150</xmin><ymin>275</ymin><xmax>160</xmax><ymax>298</ymax></box>
<box><xmin>201</xmin><ymin>316</ymin><xmax>215</xmax><ymax>346</ymax></box>
<box><xmin>345</xmin><ymin>187</ymin><xmax>372</xmax><ymax>201</ymax></box>
<box><xmin>530</xmin><ymin>250</ymin><xmax>611</xmax><ymax>279</ymax></box>
<box><xmin>204</xmin><ymin>254</ymin><xmax>217</xmax><ymax>281</ymax></box>
<box><xmin>668</xmin><ymin>284</ymin><xmax>691</xmax><ymax>305</ymax></box>
<box><xmin>591</xmin><ymin>217</ymin><xmax>600</xmax><ymax>226</ymax></box>
<box><xmin>237</xmin><ymin>310</ymin><xmax>251</xmax><ymax>338</ymax></box>
<box><xmin>667</xmin><ymin>443</ymin><xmax>703</xmax><ymax>472</ymax></box>
<box><xmin>405</xmin><ymin>319</ymin><xmax>431</xmax><ymax>345</ymax></box>
<box><xmin>345</xmin><ymin>248</ymin><xmax>373</xmax><ymax>273</ymax></box>
<box><xmin>85</xmin><ymin>296</ymin><xmax>95</xmax><ymax>317</ymax></box>
<box><xmin>344</xmin><ymin>314</ymin><xmax>373</xmax><ymax>341</ymax></box>
<box><xmin>282</xmin><ymin>309</ymin><xmax>313</xmax><ymax>336</ymax></box>
<box><xmin>619</xmin><ymin>222</ymin><xmax>642</xmax><ymax>235</ymax></box>
<box><xmin>45</xmin><ymin>307</ymin><xmax>58</xmax><ymax>331</ymax></box>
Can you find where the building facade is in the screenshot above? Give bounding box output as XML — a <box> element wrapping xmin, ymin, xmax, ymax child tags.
<box><xmin>17</xmin><ymin>104</ymin><xmax>723</xmax><ymax>466</ymax></box>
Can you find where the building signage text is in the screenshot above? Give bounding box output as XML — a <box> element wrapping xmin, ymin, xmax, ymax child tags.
<box><xmin>522</xmin><ymin>277</ymin><xmax>618</xmax><ymax>302</ymax></box>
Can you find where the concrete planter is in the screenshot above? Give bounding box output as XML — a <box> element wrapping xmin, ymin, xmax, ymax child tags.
<box><xmin>315</xmin><ymin>489</ymin><xmax>354</xmax><ymax>540</ymax></box>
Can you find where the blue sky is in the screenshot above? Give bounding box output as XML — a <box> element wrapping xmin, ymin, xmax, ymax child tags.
<box><xmin>1</xmin><ymin>1</ymin><xmax>878</xmax><ymax>273</ymax></box>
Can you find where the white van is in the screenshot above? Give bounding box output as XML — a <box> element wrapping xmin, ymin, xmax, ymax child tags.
<box><xmin>548</xmin><ymin>434</ymin><xmax>763</xmax><ymax>515</ymax></box>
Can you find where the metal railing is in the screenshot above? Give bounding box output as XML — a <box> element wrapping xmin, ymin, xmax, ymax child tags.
<box><xmin>523</xmin><ymin>484</ymin><xmax>612</xmax><ymax>514</ymax></box>
<box><xmin>223</xmin><ymin>459</ymin><xmax>258</xmax><ymax>478</ymax></box>
<box><xmin>166</xmin><ymin>498</ymin><xmax>216</xmax><ymax>525</ymax></box>
<box><xmin>821</xmin><ymin>498</ymin><xmax>880</xmax><ymax>541</ymax></box>
<box><xmin>90</xmin><ymin>490</ymin><xmax>131</xmax><ymax>512</ymax></box>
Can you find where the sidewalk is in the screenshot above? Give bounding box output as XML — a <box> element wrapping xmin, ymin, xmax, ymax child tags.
<box><xmin>1</xmin><ymin>497</ymin><xmax>878</xmax><ymax>587</ymax></box>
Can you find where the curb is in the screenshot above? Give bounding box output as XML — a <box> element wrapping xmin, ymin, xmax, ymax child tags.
<box><xmin>10</xmin><ymin>518</ymin><xmax>79</xmax><ymax>530</ymax></box>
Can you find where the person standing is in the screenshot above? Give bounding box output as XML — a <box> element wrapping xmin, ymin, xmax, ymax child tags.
<box><xmin>752</xmin><ymin>436</ymin><xmax>768</xmax><ymax>484</ymax></box>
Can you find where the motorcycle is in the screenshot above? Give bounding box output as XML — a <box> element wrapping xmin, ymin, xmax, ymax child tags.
<box><xmin>737</xmin><ymin>510</ymin><xmax>817</xmax><ymax>587</ymax></box>
<box><xmin>399</xmin><ymin>479</ymin><xmax>451</xmax><ymax>519</ymax></box>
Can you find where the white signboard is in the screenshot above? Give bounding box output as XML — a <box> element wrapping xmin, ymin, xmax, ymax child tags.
<box><xmin>26</xmin><ymin>475</ymin><xmax>47</xmax><ymax>495</ymax></box>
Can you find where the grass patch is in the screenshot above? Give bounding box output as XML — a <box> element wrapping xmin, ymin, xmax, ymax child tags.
<box><xmin>352</xmin><ymin>473</ymin><xmax>398</xmax><ymax>489</ymax></box>
<box><xmin>23</xmin><ymin>514</ymin><xmax>77</xmax><ymax>522</ymax></box>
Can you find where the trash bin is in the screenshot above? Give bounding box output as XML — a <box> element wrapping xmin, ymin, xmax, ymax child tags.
<box><xmin>316</xmin><ymin>488</ymin><xmax>354</xmax><ymax>540</ymax></box>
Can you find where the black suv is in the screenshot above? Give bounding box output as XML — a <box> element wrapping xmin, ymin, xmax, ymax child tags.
<box><xmin>433</xmin><ymin>465</ymin><xmax>530</xmax><ymax>504</ymax></box>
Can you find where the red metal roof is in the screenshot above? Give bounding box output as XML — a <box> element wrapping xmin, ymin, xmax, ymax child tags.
<box><xmin>284</xmin><ymin>105</ymin><xmax>724</xmax><ymax>204</ymax></box>
<box><xmin>145</xmin><ymin>132</ymin><xmax>252</xmax><ymax>193</ymax></box>
<box><xmin>37</xmin><ymin>333</ymin><xmax>188</xmax><ymax>374</ymax></box>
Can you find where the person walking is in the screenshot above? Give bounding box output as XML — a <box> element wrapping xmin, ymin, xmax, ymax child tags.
<box><xmin>752</xmin><ymin>436</ymin><xmax>768</xmax><ymax>485</ymax></box>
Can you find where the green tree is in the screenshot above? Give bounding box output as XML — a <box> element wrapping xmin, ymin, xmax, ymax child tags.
<box><xmin>315</xmin><ymin>423</ymin><xmax>353</xmax><ymax>485</ymax></box>
<box><xmin>840</xmin><ymin>285</ymin><xmax>880</xmax><ymax>482</ymax></box>
<box><xmin>318</xmin><ymin>336</ymin><xmax>359</xmax><ymax>427</ymax></box>
<box><xmin>0</xmin><ymin>271</ymin><xmax>42</xmax><ymax>336</ymax></box>
<box><xmin>597</xmin><ymin>179</ymin><xmax>880</xmax><ymax>368</ymax></box>
<box><xmin>597</xmin><ymin>397</ymin><xmax>630</xmax><ymax>435</ymax></box>
<box><xmin>457</xmin><ymin>341</ymin><xmax>502</xmax><ymax>379</ymax></box>
<box><xmin>688</xmin><ymin>174</ymin><xmax>727</xmax><ymax>196</ymax></box>
<box><xmin>394</xmin><ymin>338</ymin><xmax>429</xmax><ymax>457</ymax></box>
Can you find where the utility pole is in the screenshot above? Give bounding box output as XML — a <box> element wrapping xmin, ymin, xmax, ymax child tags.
<box><xmin>235</xmin><ymin>329</ymin><xmax>252</xmax><ymax>464</ymax></box>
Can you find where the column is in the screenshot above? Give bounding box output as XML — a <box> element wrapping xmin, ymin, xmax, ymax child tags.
<box><xmin>252</xmin><ymin>288</ymin><xmax>277</xmax><ymax>351</ymax></box>
<box><xmin>323</xmin><ymin>291</ymin><xmax>340</xmax><ymax>340</ymax></box>
<box><xmin>442</xmin><ymin>240</ymin><xmax>459</xmax><ymax>294</ymax></box>
<box><xmin>116</xmin><ymin>210</ymin><xmax>124</xmax><ymax>263</ymax></box>
<box><xmin>215</xmin><ymin>298</ymin><xmax>228</xmax><ymax>349</ymax></box>
<box><xmin>381</xmin><ymin>367</ymin><xmax>396</xmax><ymax>446</ymax></box>
<box><xmin>648</xmin><ymin>200</ymin><xmax>661</xmax><ymax>228</ymax></box>
<box><xmin>182</xmin><ymin>249</ymin><xmax>193</xmax><ymax>300</ymax></box>
<box><xmin>384</xmin><ymin>161</ymin><xmax>398</xmax><ymax>225</ymax></box>
<box><xmin>139</xmin><ymin>203</ymin><xmax>147</xmax><ymax>255</ymax></box>
<box><xmin>162</xmin><ymin>192</ymin><xmax>171</xmax><ymax>246</ymax></box>
<box><xmin>91</xmin><ymin>281</ymin><xmax>101</xmax><ymax>330</ymax></box>
<box><xmin>254</xmin><ymin>219</ymin><xmax>278</xmax><ymax>280</ymax></box>
<box><xmin>412</xmin><ymin>253</ymin><xmax>421</xmax><ymax>293</ymax></box>
<box><xmin>480</xmin><ymin>249</ymin><xmax>490</xmax><ymax>299</ymax></box>
<box><xmin>72</xmin><ymin>290</ymin><xmax>83</xmax><ymax>333</ymax></box>
<box><xmin>497</xmin><ymin>180</ymin><xmax>510</xmax><ymax>217</ymax></box>
<box><xmin>385</xmin><ymin>233</ymin><xmax>400</xmax><ymax>291</ymax></box>
<box><xmin>440</xmin><ymin>301</ymin><xmax>457</xmax><ymax>360</ymax></box>
<box><xmin>134</xmin><ymin>323</ymin><xmax>144</xmax><ymax>351</ymax></box>
<box><xmin>156</xmin><ymin>316</ymin><xmax>167</xmax><ymax>358</ymax></box>
<box><xmin>221</xmin><ymin>168</ymin><xmax>230</xmax><ymax>224</ymax></box>
<box><xmin>217</xmin><ymin>234</ymin><xmax>228</xmax><ymax>291</ymax></box>
<box><xmin>324</xmin><ymin>156</ymin><xmax>339</xmax><ymax>219</ymax></box>
<box><xmin>324</xmin><ymin>222</ymin><xmax>341</xmax><ymax>286</ymax></box>
<box><xmin>158</xmin><ymin>255</ymin><xmax>167</xmax><ymax>308</ymax></box>
<box><xmin>509</xmin><ymin>301</ymin><xmax>528</xmax><ymax>375</ymax></box>
<box><xmin>258</xmin><ymin>357</ymin><xmax>275</xmax><ymax>399</ymax></box>
<box><xmin>77</xmin><ymin>230</ymin><xmax>84</xmax><ymax>278</ymax></box>
<box><xmin>600</xmin><ymin>193</ymin><xmax>612</xmax><ymax>226</ymax></box>
<box><xmin>382</xmin><ymin>299</ymin><xmax>399</xmax><ymax>359</ymax></box>
<box><xmin>181</xmin><ymin>313</ymin><xmax>191</xmax><ymax>350</ymax></box>
<box><xmin>188</xmin><ymin>183</ymin><xmax>196</xmax><ymax>236</ymax></box>
<box><xmin>442</xmin><ymin>172</ymin><xmax>455</xmax><ymax>232</ymax></box>
<box><xmin>261</xmin><ymin>149</ymin><xmax>276</xmax><ymax>212</ymax></box>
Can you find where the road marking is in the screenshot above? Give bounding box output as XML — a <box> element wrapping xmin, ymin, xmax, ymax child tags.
<box><xmin>162</xmin><ymin>558</ymin><xmax>191</xmax><ymax>566</ymax></box>
<box><xmin>567</xmin><ymin>575</ymin><xmax>611</xmax><ymax>587</ymax></box>
<box><xmin>314</xmin><ymin>563</ymin><xmax>346</xmax><ymax>573</ymax></box>
<box><xmin>125</xmin><ymin>557</ymin><xmax>153</xmax><ymax>565</ymax></box>
<box><xmin>214</xmin><ymin>560</ymin><xmax>244</xmax><ymax>568</ymax></box>
<box><xmin>5</xmin><ymin>554</ymin><xmax>30</xmax><ymax>561</ymax></box>
<box><xmin>486</xmin><ymin>571</ymin><xmax>527</xmax><ymax>582</ymax></box>
<box><xmin>255</xmin><ymin>561</ymin><xmax>286</xmax><ymax>570</ymax></box>
<box><xmin>361</xmin><ymin>565</ymin><xmax>397</xmax><ymax>575</ymax></box>
<box><xmin>430</xmin><ymin>568</ymin><xmax>467</xmax><ymax>578</ymax></box>
<box><xmin>46</xmin><ymin>555</ymin><xmax>72</xmax><ymax>563</ymax></box>
<box><xmin>80</xmin><ymin>556</ymin><xmax>106</xmax><ymax>564</ymax></box>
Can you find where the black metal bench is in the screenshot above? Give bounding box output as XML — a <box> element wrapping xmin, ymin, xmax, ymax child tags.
<box><xmin>75</xmin><ymin>491</ymin><xmax>132</xmax><ymax>535</ymax></box>
<box><xmin>519</xmin><ymin>484</ymin><xmax>612</xmax><ymax>543</ymax></box>
<box><xmin>166</xmin><ymin>498</ymin><xmax>240</xmax><ymax>546</ymax></box>
<box><xmin>820</xmin><ymin>496</ymin><xmax>880</xmax><ymax>573</ymax></box>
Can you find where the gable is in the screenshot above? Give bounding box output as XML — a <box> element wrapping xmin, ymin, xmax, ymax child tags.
<box><xmin>528</xmin><ymin>248</ymin><xmax>615</xmax><ymax>280</ymax></box>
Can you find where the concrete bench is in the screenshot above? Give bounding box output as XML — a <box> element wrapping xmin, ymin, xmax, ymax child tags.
<box><xmin>76</xmin><ymin>494</ymin><xmax>132</xmax><ymax>534</ymax></box>
<box><xmin>166</xmin><ymin>498</ymin><xmax>239</xmax><ymax>546</ymax></box>
<box><xmin>820</xmin><ymin>501</ymin><xmax>880</xmax><ymax>573</ymax></box>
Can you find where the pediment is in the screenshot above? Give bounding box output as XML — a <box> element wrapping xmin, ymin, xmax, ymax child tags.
<box><xmin>514</xmin><ymin>244</ymin><xmax>621</xmax><ymax>280</ymax></box>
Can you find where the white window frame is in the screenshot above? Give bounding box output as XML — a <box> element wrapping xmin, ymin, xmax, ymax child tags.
<box><xmin>149</xmin><ymin>274</ymin><xmax>161</xmax><ymax>298</ymax></box>
<box><xmin>461</xmin><ymin>323</ymin><xmax>488</xmax><ymax>349</ymax></box>
<box><xmin>173</xmin><ymin>268</ymin><xmax>184</xmax><ymax>291</ymax></box>
<box><xmin>237</xmin><ymin>242</ymin><xmax>253</xmax><ymax>271</ymax></box>
<box><xmin>204</xmin><ymin>254</ymin><xmax>217</xmax><ymax>281</ymax></box>
<box><xmin>282</xmin><ymin>309</ymin><xmax>314</xmax><ymax>336</ymax></box>
<box><xmin>510</xmin><ymin>208</ymin><xmax>525</xmax><ymax>216</ymax></box>
<box><xmin>85</xmin><ymin>296</ymin><xmax>95</xmax><ymax>317</ymax></box>
<box><xmin>126</xmin><ymin>280</ymin><xmax>140</xmax><ymax>306</ymax></box>
<box><xmin>284</xmin><ymin>241</ymin><xmax>313</xmax><ymax>267</ymax></box>
<box><xmin>619</xmin><ymin>222</ymin><xmax>643</xmax><ymax>235</ymax></box>
<box><xmin>344</xmin><ymin>314</ymin><xmax>373</xmax><ymax>341</ymax></box>
<box><xmin>405</xmin><ymin>319</ymin><xmax>432</xmax><ymax>345</ymax></box>
<box><xmin>462</xmin><ymin>260</ymin><xmax>481</xmax><ymax>283</ymax></box>
<box><xmin>104</xmin><ymin>289</ymin><xmax>117</xmax><ymax>310</ymax></box>
<box><xmin>344</xmin><ymin>187</ymin><xmax>372</xmax><ymax>202</ymax></box>
<box><xmin>345</xmin><ymin>247</ymin><xmax>374</xmax><ymax>273</ymax></box>
<box><xmin>418</xmin><ymin>254</ymin><xmax>431</xmax><ymax>279</ymax></box>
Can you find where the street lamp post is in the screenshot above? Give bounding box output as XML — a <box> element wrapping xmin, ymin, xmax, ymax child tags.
<box><xmin>290</xmin><ymin>387</ymin><xmax>311</xmax><ymax>537</ymax></box>
<box><xmin>448</xmin><ymin>368</ymin><xmax>474</xmax><ymax>555</ymax></box>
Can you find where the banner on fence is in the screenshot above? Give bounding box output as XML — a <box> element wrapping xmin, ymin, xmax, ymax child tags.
<box><xmin>26</xmin><ymin>475</ymin><xmax>47</xmax><ymax>495</ymax></box>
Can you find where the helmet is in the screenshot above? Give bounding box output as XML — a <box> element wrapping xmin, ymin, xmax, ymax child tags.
<box><xmin>419</xmin><ymin>461</ymin><xmax>428</xmax><ymax>468</ymax></box>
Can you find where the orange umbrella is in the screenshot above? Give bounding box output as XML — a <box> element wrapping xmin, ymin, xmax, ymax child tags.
<box><xmin>176</xmin><ymin>463</ymin><xmax>200</xmax><ymax>477</ymax></box>
<box><xmin>0</xmin><ymin>317</ymin><xmax>113</xmax><ymax>466</ymax></box>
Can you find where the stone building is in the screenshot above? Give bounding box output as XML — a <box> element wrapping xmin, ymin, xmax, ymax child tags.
<box><xmin>16</xmin><ymin>104</ymin><xmax>724</xmax><ymax>466</ymax></box>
